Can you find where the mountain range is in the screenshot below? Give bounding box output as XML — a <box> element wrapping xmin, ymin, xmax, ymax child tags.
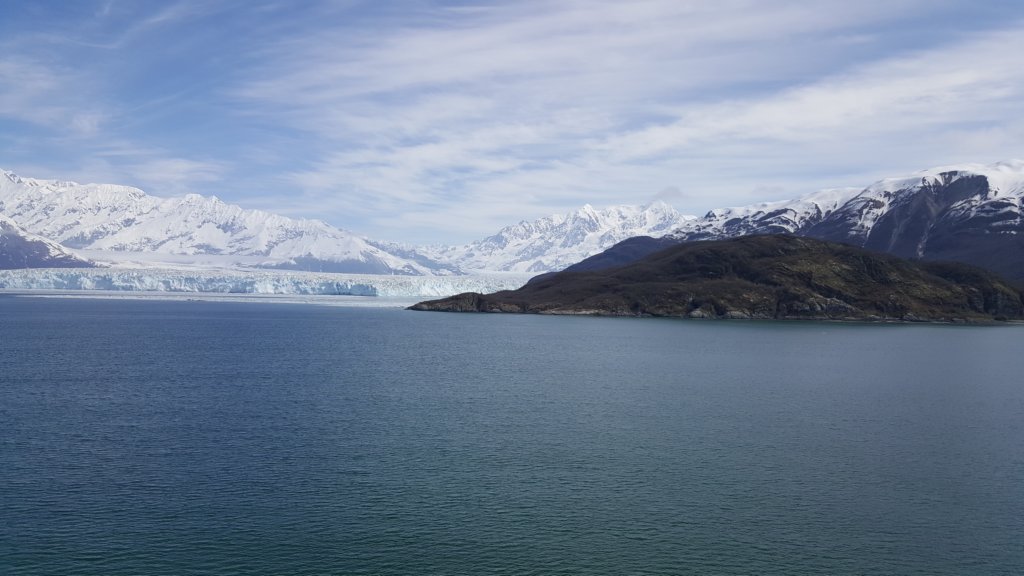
<box><xmin>567</xmin><ymin>160</ymin><xmax>1024</xmax><ymax>282</ymax></box>
<box><xmin>2</xmin><ymin>160</ymin><xmax>1023</xmax><ymax>280</ymax></box>
<box><xmin>0</xmin><ymin>169</ymin><xmax>683</xmax><ymax>274</ymax></box>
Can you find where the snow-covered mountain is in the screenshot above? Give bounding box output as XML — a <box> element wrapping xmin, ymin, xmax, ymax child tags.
<box><xmin>670</xmin><ymin>187</ymin><xmax>863</xmax><ymax>240</ymax></box>
<box><xmin>0</xmin><ymin>170</ymin><xmax>458</xmax><ymax>276</ymax></box>
<box><xmin>800</xmin><ymin>161</ymin><xmax>1024</xmax><ymax>280</ymax></box>
<box><xmin>421</xmin><ymin>201</ymin><xmax>692</xmax><ymax>273</ymax></box>
<box><xmin>672</xmin><ymin>160</ymin><xmax>1024</xmax><ymax>245</ymax></box>
<box><xmin>6</xmin><ymin>160</ymin><xmax>1022</xmax><ymax>281</ymax></box>
<box><xmin>633</xmin><ymin>160</ymin><xmax>1022</xmax><ymax>281</ymax></box>
<box><xmin>0</xmin><ymin>168</ymin><xmax>690</xmax><ymax>275</ymax></box>
<box><xmin>0</xmin><ymin>213</ymin><xmax>93</xmax><ymax>269</ymax></box>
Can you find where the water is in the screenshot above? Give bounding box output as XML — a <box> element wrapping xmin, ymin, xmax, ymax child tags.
<box><xmin>2</xmin><ymin>295</ymin><xmax>1023</xmax><ymax>575</ymax></box>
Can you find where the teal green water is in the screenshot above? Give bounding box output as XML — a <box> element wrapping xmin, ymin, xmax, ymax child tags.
<box><xmin>2</xmin><ymin>296</ymin><xmax>1023</xmax><ymax>575</ymax></box>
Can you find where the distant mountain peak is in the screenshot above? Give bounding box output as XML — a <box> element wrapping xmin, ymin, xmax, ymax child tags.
<box><xmin>420</xmin><ymin>201</ymin><xmax>692</xmax><ymax>273</ymax></box>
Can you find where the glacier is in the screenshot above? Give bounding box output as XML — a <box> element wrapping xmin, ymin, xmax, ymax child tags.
<box><xmin>0</xmin><ymin>268</ymin><xmax>531</xmax><ymax>298</ymax></box>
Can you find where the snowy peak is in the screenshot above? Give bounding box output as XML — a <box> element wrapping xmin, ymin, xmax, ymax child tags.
<box><xmin>423</xmin><ymin>201</ymin><xmax>692</xmax><ymax>273</ymax></box>
<box><xmin>861</xmin><ymin>160</ymin><xmax>1024</xmax><ymax>196</ymax></box>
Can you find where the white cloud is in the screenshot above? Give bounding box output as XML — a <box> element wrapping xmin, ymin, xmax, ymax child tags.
<box><xmin>229</xmin><ymin>0</ymin><xmax>1024</xmax><ymax>242</ymax></box>
<box><xmin>126</xmin><ymin>157</ymin><xmax>228</xmax><ymax>189</ymax></box>
<box><xmin>0</xmin><ymin>57</ymin><xmax>85</xmax><ymax>128</ymax></box>
<box><xmin>600</xmin><ymin>26</ymin><xmax>1024</xmax><ymax>158</ymax></box>
<box><xmin>5</xmin><ymin>0</ymin><xmax>1024</xmax><ymax>244</ymax></box>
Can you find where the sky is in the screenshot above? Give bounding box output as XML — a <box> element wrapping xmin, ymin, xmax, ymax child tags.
<box><xmin>2</xmin><ymin>0</ymin><xmax>1024</xmax><ymax>244</ymax></box>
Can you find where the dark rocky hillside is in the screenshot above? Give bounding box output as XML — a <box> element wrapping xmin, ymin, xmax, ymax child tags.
<box><xmin>0</xmin><ymin>215</ymin><xmax>94</xmax><ymax>269</ymax></box>
<box><xmin>802</xmin><ymin>172</ymin><xmax>1024</xmax><ymax>280</ymax></box>
<box><xmin>411</xmin><ymin>235</ymin><xmax>1024</xmax><ymax>322</ymax></box>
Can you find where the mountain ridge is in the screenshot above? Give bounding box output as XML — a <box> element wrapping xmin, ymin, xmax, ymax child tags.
<box><xmin>0</xmin><ymin>169</ymin><xmax>458</xmax><ymax>276</ymax></box>
<box><xmin>418</xmin><ymin>201</ymin><xmax>690</xmax><ymax>273</ymax></box>
<box><xmin>566</xmin><ymin>160</ymin><xmax>1024</xmax><ymax>281</ymax></box>
<box><xmin>4</xmin><ymin>159</ymin><xmax>1024</xmax><ymax>279</ymax></box>
<box><xmin>0</xmin><ymin>169</ymin><xmax>688</xmax><ymax>275</ymax></box>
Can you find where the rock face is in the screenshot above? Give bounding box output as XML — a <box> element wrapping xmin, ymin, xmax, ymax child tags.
<box><xmin>801</xmin><ymin>170</ymin><xmax>1024</xmax><ymax>281</ymax></box>
<box><xmin>0</xmin><ymin>214</ymin><xmax>93</xmax><ymax>269</ymax></box>
<box><xmin>410</xmin><ymin>235</ymin><xmax>1024</xmax><ymax>322</ymax></box>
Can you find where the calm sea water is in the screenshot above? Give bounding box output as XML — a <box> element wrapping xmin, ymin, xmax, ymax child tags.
<box><xmin>2</xmin><ymin>295</ymin><xmax>1023</xmax><ymax>575</ymax></box>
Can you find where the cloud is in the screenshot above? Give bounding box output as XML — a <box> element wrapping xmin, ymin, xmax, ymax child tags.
<box><xmin>72</xmin><ymin>141</ymin><xmax>227</xmax><ymax>192</ymax></box>
<box><xmin>5</xmin><ymin>1</ymin><xmax>1024</xmax><ymax>243</ymax></box>
<box><xmin>597</xmin><ymin>25</ymin><xmax>1024</xmax><ymax>160</ymax></box>
<box><xmin>227</xmin><ymin>0</ymin><xmax>1024</xmax><ymax>241</ymax></box>
<box><xmin>126</xmin><ymin>157</ymin><xmax>228</xmax><ymax>189</ymax></box>
<box><xmin>652</xmin><ymin>186</ymin><xmax>685</xmax><ymax>204</ymax></box>
<box><xmin>0</xmin><ymin>57</ymin><xmax>86</xmax><ymax>129</ymax></box>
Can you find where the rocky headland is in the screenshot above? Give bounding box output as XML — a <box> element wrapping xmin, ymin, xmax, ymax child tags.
<box><xmin>410</xmin><ymin>235</ymin><xmax>1024</xmax><ymax>322</ymax></box>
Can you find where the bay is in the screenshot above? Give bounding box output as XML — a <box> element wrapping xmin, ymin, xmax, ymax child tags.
<box><xmin>2</xmin><ymin>295</ymin><xmax>1023</xmax><ymax>575</ymax></box>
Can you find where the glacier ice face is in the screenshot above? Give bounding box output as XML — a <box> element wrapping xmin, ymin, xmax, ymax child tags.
<box><xmin>0</xmin><ymin>267</ymin><xmax>531</xmax><ymax>298</ymax></box>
